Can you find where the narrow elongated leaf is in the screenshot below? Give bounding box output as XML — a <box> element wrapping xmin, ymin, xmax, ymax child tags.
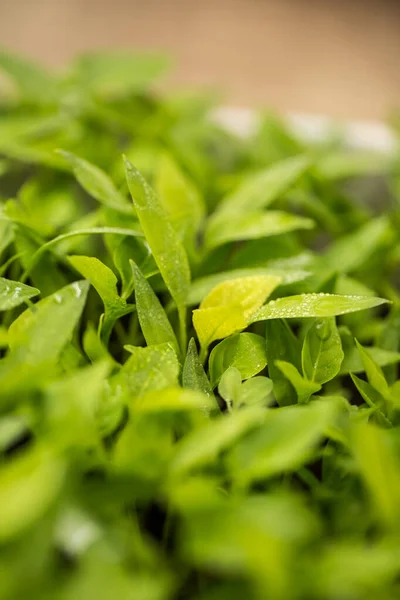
<box><xmin>323</xmin><ymin>217</ymin><xmax>389</xmax><ymax>274</ymax></box>
<box><xmin>58</xmin><ymin>150</ymin><xmax>132</xmax><ymax>214</ymax></box>
<box><xmin>182</xmin><ymin>338</ymin><xmax>214</xmax><ymax>400</ymax></box>
<box><xmin>205</xmin><ymin>210</ymin><xmax>314</xmax><ymax>250</ymax></box>
<box><xmin>124</xmin><ymin>158</ymin><xmax>190</xmax><ymax>347</ymax></box>
<box><xmin>340</xmin><ymin>346</ymin><xmax>400</xmax><ymax>375</ymax></box>
<box><xmin>276</xmin><ymin>360</ymin><xmax>321</xmax><ymax>404</ymax></box>
<box><xmin>130</xmin><ymin>260</ymin><xmax>179</xmax><ymax>355</ymax></box>
<box><xmin>252</xmin><ymin>293</ymin><xmax>388</xmax><ymax>322</ymax></box>
<box><xmin>215</xmin><ymin>155</ymin><xmax>310</xmax><ymax>216</ymax></box>
<box><xmin>351</xmin><ymin>422</ymin><xmax>400</xmax><ymax>526</ymax></box>
<box><xmin>209</xmin><ymin>333</ymin><xmax>268</xmax><ymax>388</ymax></box>
<box><xmin>302</xmin><ymin>318</ymin><xmax>344</xmax><ymax>384</ymax></box>
<box><xmin>0</xmin><ymin>277</ymin><xmax>39</xmax><ymax>311</ymax></box>
<box><xmin>350</xmin><ymin>374</ymin><xmax>391</xmax><ymax>427</ymax></box>
<box><xmin>155</xmin><ymin>153</ymin><xmax>205</xmax><ymax>245</ymax></box>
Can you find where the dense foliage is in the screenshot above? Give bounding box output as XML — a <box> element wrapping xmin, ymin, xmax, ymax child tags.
<box><xmin>1</xmin><ymin>50</ymin><xmax>400</xmax><ymax>600</ymax></box>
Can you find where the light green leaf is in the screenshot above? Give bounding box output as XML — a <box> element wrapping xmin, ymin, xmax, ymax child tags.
<box><xmin>218</xmin><ymin>367</ymin><xmax>242</xmax><ymax>410</ymax></box>
<box><xmin>275</xmin><ymin>360</ymin><xmax>321</xmax><ymax>404</ymax></box>
<box><xmin>215</xmin><ymin>155</ymin><xmax>310</xmax><ymax>216</ymax></box>
<box><xmin>170</xmin><ymin>406</ymin><xmax>265</xmax><ymax>475</ymax></box>
<box><xmin>155</xmin><ymin>153</ymin><xmax>205</xmax><ymax>246</ymax></box>
<box><xmin>200</xmin><ymin>275</ymin><xmax>281</xmax><ymax>319</ymax></box>
<box><xmin>0</xmin><ymin>446</ymin><xmax>65</xmax><ymax>542</ymax></box>
<box><xmin>252</xmin><ymin>293</ymin><xmax>388</xmax><ymax>322</ymax></box>
<box><xmin>117</xmin><ymin>343</ymin><xmax>179</xmax><ymax>400</ymax></box>
<box><xmin>68</xmin><ymin>255</ymin><xmax>134</xmax><ymax>342</ymax></box>
<box><xmin>75</xmin><ymin>50</ymin><xmax>170</xmax><ymax>96</ymax></box>
<box><xmin>0</xmin><ymin>277</ymin><xmax>39</xmax><ymax>311</ymax></box>
<box><xmin>316</xmin><ymin>150</ymin><xmax>392</xmax><ymax>180</ymax></box>
<box><xmin>124</xmin><ymin>158</ymin><xmax>190</xmax><ymax>350</ymax></box>
<box><xmin>238</xmin><ymin>376</ymin><xmax>274</xmax><ymax>408</ymax></box>
<box><xmin>182</xmin><ymin>338</ymin><xmax>214</xmax><ymax>401</ymax></box>
<box><xmin>188</xmin><ymin>267</ymin><xmax>310</xmax><ymax>306</ymax></box>
<box><xmin>130</xmin><ymin>260</ymin><xmax>179</xmax><ymax>355</ymax></box>
<box><xmin>194</xmin><ymin>275</ymin><xmax>280</xmax><ymax>353</ymax></box>
<box><xmin>205</xmin><ymin>210</ymin><xmax>314</xmax><ymax>250</ymax></box>
<box><xmin>0</xmin><ymin>50</ymin><xmax>59</xmax><ymax>103</ymax></box>
<box><xmin>229</xmin><ymin>400</ymin><xmax>337</xmax><ymax>485</ymax></box>
<box><xmin>133</xmin><ymin>387</ymin><xmax>213</xmax><ymax>414</ymax></box>
<box><xmin>209</xmin><ymin>333</ymin><xmax>268</xmax><ymax>388</ymax></box>
<box><xmin>44</xmin><ymin>360</ymin><xmax>112</xmax><ymax>451</ymax></box>
<box><xmin>193</xmin><ymin>305</ymin><xmax>247</xmax><ymax>352</ymax></box>
<box><xmin>58</xmin><ymin>150</ymin><xmax>132</xmax><ymax>214</ymax></box>
<box><xmin>302</xmin><ymin>318</ymin><xmax>344</xmax><ymax>384</ymax></box>
<box><xmin>351</xmin><ymin>422</ymin><xmax>400</xmax><ymax>526</ymax></box>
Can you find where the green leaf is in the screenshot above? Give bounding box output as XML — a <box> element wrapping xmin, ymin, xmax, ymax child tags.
<box><xmin>265</xmin><ymin>320</ymin><xmax>301</xmax><ymax>406</ymax></box>
<box><xmin>316</xmin><ymin>150</ymin><xmax>393</xmax><ymax>180</ymax></box>
<box><xmin>351</xmin><ymin>422</ymin><xmax>400</xmax><ymax>526</ymax></box>
<box><xmin>229</xmin><ymin>400</ymin><xmax>337</xmax><ymax>486</ymax></box>
<box><xmin>205</xmin><ymin>210</ymin><xmax>314</xmax><ymax>250</ymax></box>
<box><xmin>75</xmin><ymin>50</ymin><xmax>170</xmax><ymax>96</ymax></box>
<box><xmin>0</xmin><ymin>446</ymin><xmax>65</xmax><ymax>542</ymax></box>
<box><xmin>124</xmin><ymin>158</ymin><xmax>190</xmax><ymax>350</ymax></box>
<box><xmin>130</xmin><ymin>260</ymin><xmax>179</xmax><ymax>355</ymax></box>
<box><xmin>182</xmin><ymin>338</ymin><xmax>214</xmax><ymax>401</ymax></box>
<box><xmin>0</xmin><ymin>50</ymin><xmax>59</xmax><ymax>103</ymax></box>
<box><xmin>0</xmin><ymin>277</ymin><xmax>39</xmax><ymax>311</ymax></box>
<box><xmin>275</xmin><ymin>360</ymin><xmax>321</xmax><ymax>404</ymax></box>
<box><xmin>7</xmin><ymin>280</ymin><xmax>89</xmax><ymax>365</ymax></box>
<box><xmin>252</xmin><ymin>293</ymin><xmax>389</xmax><ymax>322</ymax></box>
<box><xmin>117</xmin><ymin>343</ymin><xmax>179</xmax><ymax>400</ymax></box>
<box><xmin>238</xmin><ymin>376</ymin><xmax>274</xmax><ymax>408</ymax></box>
<box><xmin>171</xmin><ymin>406</ymin><xmax>265</xmax><ymax>475</ymax></box>
<box><xmin>133</xmin><ymin>386</ymin><xmax>213</xmax><ymax>415</ymax></box>
<box><xmin>340</xmin><ymin>345</ymin><xmax>400</xmax><ymax>375</ymax></box>
<box><xmin>215</xmin><ymin>155</ymin><xmax>310</xmax><ymax>216</ymax></box>
<box><xmin>301</xmin><ymin>318</ymin><xmax>344</xmax><ymax>384</ymax></box>
<box><xmin>323</xmin><ymin>216</ymin><xmax>390</xmax><ymax>274</ymax></box>
<box><xmin>58</xmin><ymin>150</ymin><xmax>132</xmax><ymax>214</ymax></box>
<box><xmin>68</xmin><ymin>255</ymin><xmax>134</xmax><ymax>342</ymax></box>
<box><xmin>350</xmin><ymin>374</ymin><xmax>391</xmax><ymax>427</ymax></box>
<box><xmin>208</xmin><ymin>333</ymin><xmax>268</xmax><ymax>388</ymax></box>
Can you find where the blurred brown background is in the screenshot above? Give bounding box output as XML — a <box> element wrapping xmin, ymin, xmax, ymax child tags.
<box><xmin>0</xmin><ymin>0</ymin><xmax>399</xmax><ymax>119</ymax></box>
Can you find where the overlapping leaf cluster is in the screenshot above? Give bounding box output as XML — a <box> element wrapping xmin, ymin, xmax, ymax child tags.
<box><xmin>1</xmin><ymin>50</ymin><xmax>400</xmax><ymax>599</ymax></box>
